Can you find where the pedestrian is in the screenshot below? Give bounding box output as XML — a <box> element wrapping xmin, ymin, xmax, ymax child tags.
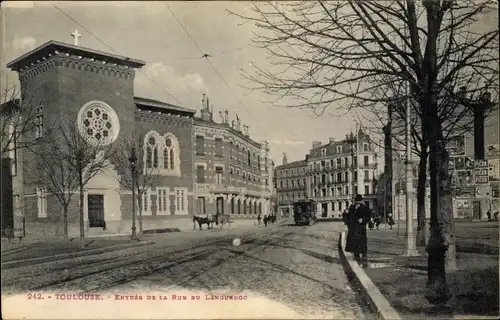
<box><xmin>387</xmin><ymin>212</ymin><xmax>395</xmax><ymax>229</ymax></box>
<box><xmin>342</xmin><ymin>210</ymin><xmax>348</xmax><ymax>225</ymax></box>
<box><xmin>486</xmin><ymin>210</ymin><xmax>492</xmax><ymax>221</ymax></box>
<box><xmin>345</xmin><ymin>194</ymin><xmax>371</xmax><ymax>262</ymax></box>
<box><xmin>257</xmin><ymin>214</ymin><xmax>262</xmax><ymax>225</ymax></box>
<box><xmin>263</xmin><ymin>214</ymin><xmax>268</xmax><ymax>227</ymax></box>
<box><xmin>374</xmin><ymin>215</ymin><xmax>381</xmax><ymax>230</ymax></box>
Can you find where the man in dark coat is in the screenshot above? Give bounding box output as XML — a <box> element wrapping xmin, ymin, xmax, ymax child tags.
<box><xmin>345</xmin><ymin>194</ymin><xmax>371</xmax><ymax>262</ymax></box>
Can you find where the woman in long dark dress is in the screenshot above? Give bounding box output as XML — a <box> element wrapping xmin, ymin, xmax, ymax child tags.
<box><xmin>345</xmin><ymin>194</ymin><xmax>371</xmax><ymax>262</ymax></box>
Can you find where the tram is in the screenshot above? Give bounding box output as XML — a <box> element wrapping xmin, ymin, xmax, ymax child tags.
<box><xmin>293</xmin><ymin>200</ymin><xmax>318</xmax><ymax>226</ymax></box>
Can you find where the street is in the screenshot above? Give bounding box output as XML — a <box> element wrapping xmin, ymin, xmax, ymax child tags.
<box><xmin>1</xmin><ymin>222</ymin><xmax>372</xmax><ymax>319</ymax></box>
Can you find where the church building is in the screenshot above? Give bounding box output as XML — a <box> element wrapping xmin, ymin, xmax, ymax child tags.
<box><xmin>3</xmin><ymin>38</ymin><xmax>273</xmax><ymax>238</ymax></box>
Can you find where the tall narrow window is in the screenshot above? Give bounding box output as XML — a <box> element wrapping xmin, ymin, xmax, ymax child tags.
<box><xmin>163</xmin><ymin>137</ymin><xmax>175</xmax><ymax>169</ymax></box>
<box><xmin>364</xmin><ymin>170</ymin><xmax>369</xmax><ymax>180</ymax></box>
<box><xmin>215</xmin><ymin>138</ymin><xmax>223</xmax><ymax>157</ymax></box>
<box><xmin>254</xmin><ymin>201</ymin><xmax>257</xmax><ymax>215</ymax></box>
<box><xmin>146</xmin><ymin>136</ymin><xmax>158</xmax><ymax>169</ymax></box>
<box><xmin>174</xmin><ymin>188</ymin><xmax>187</xmax><ymax>214</ymax></box>
<box><xmin>197</xmin><ymin>197</ymin><xmax>206</xmax><ymax>215</ymax></box>
<box><xmin>35</xmin><ymin>106</ymin><xmax>43</xmax><ymax>138</ymax></box>
<box><xmin>196</xmin><ymin>135</ymin><xmax>205</xmax><ymax>155</ymax></box>
<box><xmin>196</xmin><ymin>165</ymin><xmax>205</xmax><ymax>183</ymax></box>
<box><xmin>243</xmin><ymin>199</ymin><xmax>247</xmax><ymax>214</ymax></box>
<box><xmin>247</xmin><ymin>150</ymin><xmax>251</xmax><ymax>166</ymax></box>
<box><xmin>37</xmin><ymin>187</ymin><xmax>47</xmax><ymax>218</ymax></box>
<box><xmin>141</xmin><ymin>189</ymin><xmax>152</xmax><ymax>215</ymax></box>
<box><xmin>257</xmin><ymin>155</ymin><xmax>261</xmax><ymax>169</ymax></box>
<box><xmin>231</xmin><ymin>197</ymin><xmax>235</xmax><ymax>214</ymax></box>
<box><xmin>237</xmin><ymin>199</ymin><xmax>241</xmax><ymax>214</ymax></box>
<box><xmin>365</xmin><ymin>185</ymin><xmax>370</xmax><ymax>195</ymax></box>
<box><xmin>364</xmin><ymin>155</ymin><xmax>369</xmax><ymax>166</ymax></box>
<box><xmin>215</xmin><ymin>167</ymin><xmax>223</xmax><ymax>184</ymax></box>
<box><xmin>157</xmin><ymin>188</ymin><xmax>169</xmax><ymax>215</ymax></box>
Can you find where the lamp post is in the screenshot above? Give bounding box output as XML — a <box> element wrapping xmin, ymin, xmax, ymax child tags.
<box><xmin>346</xmin><ymin>132</ymin><xmax>357</xmax><ymax>203</ymax></box>
<box><xmin>129</xmin><ymin>147</ymin><xmax>138</xmax><ymax>241</ymax></box>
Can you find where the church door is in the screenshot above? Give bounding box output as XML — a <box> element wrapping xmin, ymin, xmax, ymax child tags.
<box><xmin>88</xmin><ymin>195</ymin><xmax>105</xmax><ymax>228</ymax></box>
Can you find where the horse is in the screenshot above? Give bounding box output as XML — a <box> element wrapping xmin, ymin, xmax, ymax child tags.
<box><xmin>193</xmin><ymin>215</ymin><xmax>215</xmax><ymax>230</ymax></box>
<box><xmin>216</xmin><ymin>214</ymin><xmax>232</xmax><ymax>229</ymax></box>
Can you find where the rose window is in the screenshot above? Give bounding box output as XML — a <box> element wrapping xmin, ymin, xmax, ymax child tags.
<box><xmin>77</xmin><ymin>101</ymin><xmax>120</xmax><ymax>146</ymax></box>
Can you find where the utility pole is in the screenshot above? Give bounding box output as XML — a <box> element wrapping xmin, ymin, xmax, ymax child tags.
<box><xmin>403</xmin><ymin>21</ymin><xmax>418</xmax><ymax>256</ymax></box>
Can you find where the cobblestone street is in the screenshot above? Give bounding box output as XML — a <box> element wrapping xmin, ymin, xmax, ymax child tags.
<box><xmin>2</xmin><ymin>222</ymin><xmax>372</xmax><ymax>319</ymax></box>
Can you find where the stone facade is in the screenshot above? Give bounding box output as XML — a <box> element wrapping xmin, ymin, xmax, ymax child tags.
<box><xmin>4</xmin><ymin>40</ymin><xmax>274</xmax><ymax>237</ymax></box>
<box><xmin>275</xmin><ymin>155</ymin><xmax>308</xmax><ymax>218</ymax></box>
<box><xmin>307</xmin><ymin>129</ymin><xmax>379</xmax><ymax>218</ymax></box>
<box><xmin>192</xmin><ymin>95</ymin><xmax>274</xmax><ymax>219</ymax></box>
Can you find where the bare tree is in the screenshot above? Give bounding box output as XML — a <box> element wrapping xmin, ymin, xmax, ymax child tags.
<box><xmin>1</xmin><ymin>85</ymin><xmax>51</xmax><ymax>159</ymax></box>
<box><xmin>26</xmin><ymin>116</ymin><xmax>115</xmax><ymax>242</ymax></box>
<box><xmin>112</xmin><ymin>132</ymin><xmax>160</xmax><ymax>238</ymax></box>
<box><xmin>231</xmin><ymin>0</ymin><xmax>499</xmax><ymax>304</ymax></box>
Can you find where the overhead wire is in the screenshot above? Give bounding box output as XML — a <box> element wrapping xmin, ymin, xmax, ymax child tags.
<box><xmin>52</xmin><ymin>3</ymin><xmax>184</xmax><ymax>106</ymax></box>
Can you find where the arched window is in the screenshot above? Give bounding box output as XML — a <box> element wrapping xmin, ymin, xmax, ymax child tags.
<box><xmin>237</xmin><ymin>199</ymin><xmax>241</xmax><ymax>214</ymax></box>
<box><xmin>144</xmin><ymin>131</ymin><xmax>180</xmax><ymax>176</ymax></box>
<box><xmin>147</xmin><ymin>136</ymin><xmax>158</xmax><ymax>169</ymax></box>
<box><xmin>243</xmin><ymin>199</ymin><xmax>247</xmax><ymax>214</ymax></box>
<box><xmin>254</xmin><ymin>202</ymin><xmax>257</xmax><ymax>215</ymax></box>
<box><xmin>163</xmin><ymin>137</ymin><xmax>175</xmax><ymax>169</ymax></box>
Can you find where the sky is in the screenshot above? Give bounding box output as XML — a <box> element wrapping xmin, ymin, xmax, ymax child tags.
<box><xmin>0</xmin><ymin>1</ymin><xmax>360</xmax><ymax>164</ymax></box>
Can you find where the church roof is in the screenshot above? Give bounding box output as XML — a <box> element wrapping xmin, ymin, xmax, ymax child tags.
<box><xmin>7</xmin><ymin>40</ymin><xmax>146</xmax><ymax>72</ymax></box>
<box><xmin>134</xmin><ymin>96</ymin><xmax>196</xmax><ymax>116</ymax></box>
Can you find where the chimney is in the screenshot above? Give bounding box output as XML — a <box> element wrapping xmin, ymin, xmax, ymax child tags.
<box><xmin>312</xmin><ymin>141</ymin><xmax>322</xmax><ymax>149</ymax></box>
<box><xmin>282</xmin><ymin>152</ymin><xmax>288</xmax><ymax>165</ymax></box>
<box><xmin>200</xmin><ymin>94</ymin><xmax>213</xmax><ymax>122</ymax></box>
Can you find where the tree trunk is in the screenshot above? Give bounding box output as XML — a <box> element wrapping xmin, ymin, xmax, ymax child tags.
<box><xmin>63</xmin><ymin>205</ymin><xmax>69</xmax><ymax>238</ymax></box>
<box><xmin>138</xmin><ymin>206</ymin><xmax>144</xmax><ymax>237</ymax></box>
<box><xmin>79</xmin><ymin>173</ymin><xmax>85</xmax><ymax>244</ymax></box>
<box><xmin>425</xmin><ymin>133</ymin><xmax>453</xmax><ymax>305</ymax></box>
<box><xmin>416</xmin><ymin>148</ymin><xmax>428</xmax><ymax>247</ymax></box>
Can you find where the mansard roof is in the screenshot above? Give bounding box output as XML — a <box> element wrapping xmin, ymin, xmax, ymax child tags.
<box><xmin>276</xmin><ymin>159</ymin><xmax>308</xmax><ymax>170</ymax></box>
<box><xmin>7</xmin><ymin>40</ymin><xmax>146</xmax><ymax>72</ymax></box>
<box><xmin>135</xmin><ymin>96</ymin><xmax>196</xmax><ymax>117</ymax></box>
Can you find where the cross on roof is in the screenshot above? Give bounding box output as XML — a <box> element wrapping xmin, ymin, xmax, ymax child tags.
<box><xmin>71</xmin><ymin>29</ymin><xmax>82</xmax><ymax>46</ymax></box>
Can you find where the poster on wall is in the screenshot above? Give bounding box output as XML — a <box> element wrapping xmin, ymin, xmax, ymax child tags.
<box><xmin>474</xmin><ymin>159</ymin><xmax>489</xmax><ymax>185</ymax></box>
<box><xmin>445</xmin><ymin>135</ymin><xmax>466</xmax><ymax>156</ymax></box>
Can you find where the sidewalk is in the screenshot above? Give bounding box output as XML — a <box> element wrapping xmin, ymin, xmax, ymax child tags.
<box><xmin>362</xmin><ymin>224</ymin><xmax>499</xmax><ymax>319</ymax></box>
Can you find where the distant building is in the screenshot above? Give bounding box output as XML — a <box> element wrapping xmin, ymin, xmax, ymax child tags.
<box><xmin>192</xmin><ymin>94</ymin><xmax>274</xmax><ymax>218</ymax></box>
<box><xmin>275</xmin><ymin>154</ymin><xmax>308</xmax><ymax>217</ymax></box>
<box><xmin>307</xmin><ymin>129</ymin><xmax>379</xmax><ymax>218</ymax></box>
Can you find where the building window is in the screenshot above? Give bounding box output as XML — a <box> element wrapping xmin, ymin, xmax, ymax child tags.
<box><xmin>157</xmin><ymin>188</ymin><xmax>169</xmax><ymax>215</ymax></box>
<box><xmin>365</xmin><ymin>185</ymin><xmax>370</xmax><ymax>195</ymax></box>
<box><xmin>163</xmin><ymin>137</ymin><xmax>175</xmax><ymax>169</ymax></box>
<box><xmin>231</xmin><ymin>197</ymin><xmax>235</xmax><ymax>214</ymax></box>
<box><xmin>140</xmin><ymin>189</ymin><xmax>152</xmax><ymax>215</ymax></box>
<box><xmin>237</xmin><ymin>198</ymin><xmax>241</xmax><ymax>214</ymax></box>
<box><xmin>322</xmin><ymin>188</ymin><xmax>326</xmax><ymax>197</ymax></box>
<box><xmin>144</xmin><ymin>131</ymin><xmax>180</xmax><ymax>175</ymax></box>
<box><xmin>215</xmin><ymin>138</ymin><xmax>223</xmax><ymax>157</ymax></box>
<box><xmin>354</xmin><ymin>186</ymin><xmax>358</xmax><ymax>194</ymax></box>
<box><xmin>364</xmin><ymin>155</ymin><xmax>369</xmax><ymax>166</ymax></box>
<box><xmin>247</xmin><ymin>150</ymin><xmax>251</xmax><ymax>166</ymax></box>
<box><xmin>174</xmin><ymin>188</ymin><xmax>188</xmax><ymax>214</ymax></box>
<box><xmin>258</xmin><ymin>155</ymin><xmax>261</xmax><ymax>169</ymax></box>
<box><xmin>345</xmin><ymin>171</ymin><xmax>349</xmax><ymax>181</ymax></box>
<box><xmin>196</xmin><ymin>135</ymin><xmax>205</xmax><ymax>155</ymax></box>
<box><xmin>337</xmin><ymin>186</ymin><xmax>342</xmax><ymax>196</ymax></box>
<box><xmin>197</xmin><ymin>197</ymin><xmax>206</xmax><ymax>215</ymax></box>
<box><xmin>35</xmin><ymin>106</ymin><xmax>44</xmax><ymax>138</ymax></box>
<box><xmin>146</xmin><ymin>136</ymin><xmax>159</xmax><ymax>169</ymax></box>
<box><xmin>364</xmin><ymin>143</ymin><xmax>369</xmax><ymax>151</ymax></box>
<box><xmin>336</xmin><ymin>172</ymin><xmax>342</xmax><ymax>182</ymax></box>
<box><xmin>337</xmin><ymin>146</ymin><xmax>341</xmax><ymax>153</ymax></box>
<box><xmin>321</xmin><ymin>148</ymin><xmax>326</xmax><ymax>157</ymax></box>
<box><xmin>196</xmin><ymin>165</ymin><xmax>205</xmax><ymax>183</ymax></box>
<box><xmin>37</xmin><ymin>187</ymin><xmax>47</xmax><ymax>218</ymax></box>
<box><xmin>353</xmin><ymin>156</ymin><xmax>357</xmax><ymax>167</ymax></box>
<box><xmin>215</xmin><ymin>166</ymin><xmax>223</xmax><ymax>184</ymax></box>
<box><xmin>364</xmin><ymin>170</ymin><xmax>369</xmax><ymax>180</ymax></box>
<box><xmin>354</xmin><ymin>171</ymin><xmax>358</xmax><ymax>182</ymax></box>
<box><xmin>243</xmin><ymin>199</ymin><xmax>247</xmax><ymax>214</ymax></box>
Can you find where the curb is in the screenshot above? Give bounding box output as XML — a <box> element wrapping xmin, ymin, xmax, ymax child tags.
<box><xmin>338</xmin><ymin>232</ymin><xmax>402</xmax><ymax>320</ymax></box>
<box><xmin>1</xmin><ymin>240</ymin><xmax>155</xmax><ymax>270</ymax></box>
